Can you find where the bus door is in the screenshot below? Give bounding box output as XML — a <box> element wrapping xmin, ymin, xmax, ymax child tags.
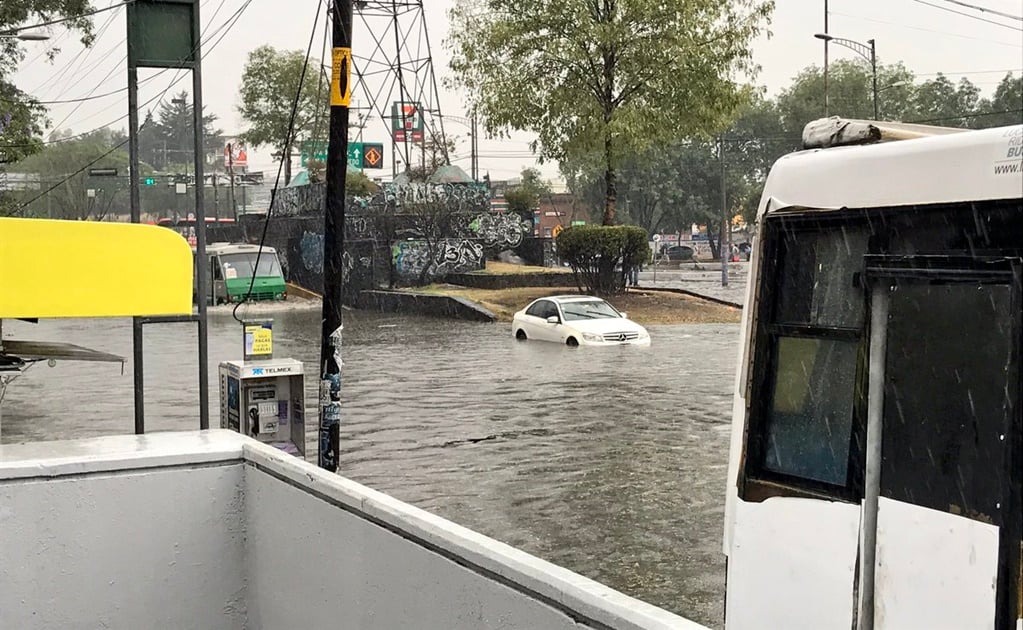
<box><xmin>211</xmin><ymin>254</ymin><xmax>226</xmax><ymax>304</ymax></box>
<box><xmin>863</xmin><ymin>256</ymin><xmax>1022</xmax><ymax>629</ymax></box>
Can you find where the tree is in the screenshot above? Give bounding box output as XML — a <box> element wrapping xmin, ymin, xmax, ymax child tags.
<box><xmin>237</xmin><ymin>46</ymin><xmax>329</xmax><ymax>185</ymax></box>
<box><xmin>1</xmin><ymin>1</ymin><xmax>97</xmax><ymax>163</ymax></box>
<box><xmin>404</xmin><ymin>131</ymin><xmax>457</xmax><ymax>181</ymax></box>
<box><xmin>775</xmin><ymin>59</ymin><xmax>917</xmax><ymax>134</ymax></box>
<box><xmin>973</xmin><ymin>73</ymin><xmax>1022</xmax><ymax>129</ymax></box>
<box><xmin>504</xmin><ymin>167</ymin><xmax>551</xmax><ymax>214</ymax></box>
<box><xmin>448</xmin><ymin>0</ymin><xmax>773</xmax><ymax>226</ymax></box>
<box><xmin>139</xmin><ymin>92</ymin><xmax>223</xmax><ymax>171</ymax></box>
<box><xmin>911</xmin><ymin>74</ymin><xmax>981</xmax><ymax>127</ymax></box>
<box><xmin>11</xmin><ymin>128</ymin><xmax>134</xmax><ymax>220</ymax></box>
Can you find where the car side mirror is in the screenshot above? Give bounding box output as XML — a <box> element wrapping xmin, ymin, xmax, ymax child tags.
<box><xmin>546</xmin><ymin>315</ymin><xmax>559</xmax><ymax>324</ymax></box>
<box><xmin>619</xmin><ymin>312</ymin><xmax>628</xmax><ymax>319</ymax></box>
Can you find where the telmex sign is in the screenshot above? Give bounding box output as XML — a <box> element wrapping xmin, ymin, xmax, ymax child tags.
<box><xmin>248</xmin><ymin>366</ymin><xmax>295</xmax><ymax>377</ymax></box>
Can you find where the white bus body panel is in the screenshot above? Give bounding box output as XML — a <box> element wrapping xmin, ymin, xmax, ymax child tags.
<box><xmin>726</xmin><ymin>498</ymin><xmax>859</xmax><ymax>629</ymax></box>
<box><xmin>874</xmin><ymin>497</ymin><xmax>1000</xmax><ymax>630</ymax></box>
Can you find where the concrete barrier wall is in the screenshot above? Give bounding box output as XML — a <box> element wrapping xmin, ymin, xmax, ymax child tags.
<box><xmin>356</xmin><ymin>290</ymin><xmax>496</xmax><ymax>322</ymax></box>
<box><xmin>247</xmin><ymin>468</ymin><xmax>602</xmax><ymax>629</ymax></box>
<box><xmin>0</xmin><ymin>462</ymin><xmax>246</xmax><ymax>629</ymax></box>
<box><xmin>0</xmin><ymin>431</ymin><xmax>709</xmax><ymax>630</ymax></box>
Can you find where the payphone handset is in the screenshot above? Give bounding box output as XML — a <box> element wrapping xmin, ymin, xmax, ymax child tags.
<box><xmin>246</xmin><ymin>386</ymin><xmax>280</xmax><ymax>436</ymax></box>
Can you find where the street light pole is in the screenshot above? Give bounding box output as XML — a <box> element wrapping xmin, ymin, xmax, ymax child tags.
<box><xmin>823</xmin><ymin>0</ymin><xmax>829</xmax><ymax>116</ymax></box>
<box><xmin>814</xmin><ymin>33</ymin><xmax>879</xmax><ymax>120</ymax></box>
<box><xmin>869</xmin><ymin>38</ymin><xmax>878</xmax><ymax>120</ymax></box>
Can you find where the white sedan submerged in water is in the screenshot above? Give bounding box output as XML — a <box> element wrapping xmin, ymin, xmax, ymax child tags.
<box><xmin>512</xmin><ymin>295</ymin><xmax>650</xmax><ymax>347</ymax></box>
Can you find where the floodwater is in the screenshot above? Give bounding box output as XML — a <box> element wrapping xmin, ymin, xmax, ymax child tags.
<box><xmin>1</xmin><ymin>307</ymin><xmax>740</xmax><ymax>628</ymax></box>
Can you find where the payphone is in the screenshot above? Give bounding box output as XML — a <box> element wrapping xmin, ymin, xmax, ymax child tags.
<box><xmin>219</xmin><ymin>358</ymin><xmax>306</xmax><ymax>457</ymax></box>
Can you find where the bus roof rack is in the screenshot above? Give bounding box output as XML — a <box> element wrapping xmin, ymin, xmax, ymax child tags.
<box><xmin>802</xmin><ymin>116</ymin><xmax>967</xmax><ymax>150</ymax></box>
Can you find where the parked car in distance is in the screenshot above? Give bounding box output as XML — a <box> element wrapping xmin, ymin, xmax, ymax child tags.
<box><xmin>662</xmin><ymin>245</ymin><xmax>695</xmax><ymax>261</ymax></box>
<box><xmin>512</xmin><ymin>295</ymin><xmax>651</xmax><ymax>347</ymax></box>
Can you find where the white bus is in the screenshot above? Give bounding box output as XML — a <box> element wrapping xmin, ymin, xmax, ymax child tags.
<box><xmin>724</xmin><ymin>119</ymin><xmax>1023</xmax><ymax>629</ymax></box>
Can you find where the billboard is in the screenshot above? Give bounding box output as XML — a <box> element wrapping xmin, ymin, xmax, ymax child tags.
<box><xmin>224</xmin><ymin>140</ymin><xmax>248</xmax><ymax>170</ymax></box>
<box><xmin>391</xmin><ymin>101</ymin><xmax>424</xmax><ymax>143</ymax></box>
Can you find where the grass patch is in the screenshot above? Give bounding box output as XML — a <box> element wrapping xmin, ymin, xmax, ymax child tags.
<box><xmin>468</xmin><ymin>260</ymin><xmax>572</xmax><ymax>275</ymax></box>
<box><xmin>404</xmin><ymin>285</ymin><xmax>740</xmax><ymax>325</ymax></box>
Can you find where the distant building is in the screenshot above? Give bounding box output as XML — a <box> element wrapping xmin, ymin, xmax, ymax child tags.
<box><xmin>534</xmin><ymin>193</ymin><xmax>591</xmax><ymax>238</ymax></box>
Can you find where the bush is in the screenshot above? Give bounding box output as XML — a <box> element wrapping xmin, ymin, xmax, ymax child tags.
<box><xmin>556</xmin><ymin>225</ymin><xmax>650</xmax><ymax>295</ymax></box>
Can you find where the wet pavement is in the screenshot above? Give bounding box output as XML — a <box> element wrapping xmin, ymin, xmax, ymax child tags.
<box><xmin>637</xmin><ymin>261</ymin><xmax>750</xmax><ymax>306</ymax></box>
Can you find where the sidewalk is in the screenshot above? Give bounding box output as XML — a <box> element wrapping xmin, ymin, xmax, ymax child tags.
<box><xmin>635</xmin><ymin>261</ymin><xmax>749</xmax><ymax>307</ymax></box>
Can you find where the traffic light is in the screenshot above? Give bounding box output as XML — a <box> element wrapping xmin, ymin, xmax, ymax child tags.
<box><xmin>144</xmin><ymin>177</ymin><xmax>156</xmax><ymax>186</ymax></box>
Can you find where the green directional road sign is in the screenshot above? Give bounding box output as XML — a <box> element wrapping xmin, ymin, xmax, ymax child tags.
<box><xmin>300</xmin><ymin>140</ymin><xmax>328</xmax><ymax>167</ymax></box>
<box><xmin>347</xmin><ymin>142</ymin><xmax>364</xmax><ymax>169</ymax></box>
<box><xmin>301</xmin><ymin>140</ymin><xmax>366</xmax><ymax>169</ymax></box>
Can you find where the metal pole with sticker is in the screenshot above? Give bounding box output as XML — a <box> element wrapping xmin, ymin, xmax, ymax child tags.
<box><xmin>318</xmin><ymin>0</ymin><xmax>354</xmax><ymax>471</ymax></box>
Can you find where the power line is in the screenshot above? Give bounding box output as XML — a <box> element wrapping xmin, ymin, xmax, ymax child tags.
<box><xmin>910</xmin><ymin>0</ymin><xmax>1023</xmax><ymax>31</ymax></box>
<box><xmin>934</xmin><ymin>0</ymin><xmax>1023</xmax><ymax>21</ymax></box>
<box><xmin>233</xmin><ymin>0</ymin><xmax>321</xmax><ymax>319</ymax></box>
<box><xmin>906</xmin><ymin>107</ymin><xmax>1023</xmax><ymax>123</ymax></box>
<box><xmin>8</xmin><ymin>0</ymin><xmax>255</xmax><ymax>216</ymax></box>
<box><xmin>916</xmin><ymin>68</ymin><xmax>1022</xmax><ymax>76</ymax></box>
<box><xmin>0</xmin><ymin>0</ymin><xmax>136</xmax><ymax>35</ymax></box>
<box><xmin>831</xmin><ymin>9</ymin><xmax>1023</xmax><ymax>46</ymax></box>
<box><xmin>5</xmin><ymin>0</ymin><xmax>250</xmax><ymax>148</ymax></box>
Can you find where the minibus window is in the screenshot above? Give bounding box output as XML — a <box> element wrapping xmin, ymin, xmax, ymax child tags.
<box><xmin>776</xmin><ymin>229</ymin><xmax>868</xmax><ymax>329</ymax></box>
<box><xmin>763</xmin><ymin>336</ymin><xmax>859</xmax><ymax>485</ymax></box>
<box><xmin>744</xmin><ymin>219</ymin><xmax>868</xmax><ymax>498</ymax></box>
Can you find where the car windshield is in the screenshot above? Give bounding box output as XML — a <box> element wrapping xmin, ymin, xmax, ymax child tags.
<box><xmin>220</xmin><ymin>253</ymin><xmax>282</xmax><ymax>279</ymax></box>
<box><xmin>560</xmin><ymin>300</ymin><xmax>621</xmax><ymax>321</ymax></box>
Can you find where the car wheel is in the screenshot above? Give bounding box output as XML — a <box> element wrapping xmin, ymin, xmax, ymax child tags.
<box><xmin>515</xmin><ymin>329</ymin><xmax>527</xmax><ymax>341</ymax></box>
<box><xmin>566</xmin><ymin>337</ymin><xmax>579</xmax><ymax>347</ymax></box>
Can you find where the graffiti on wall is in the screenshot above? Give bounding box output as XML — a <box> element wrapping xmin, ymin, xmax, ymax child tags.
<box><xmin>381</xmin><ymin>182</ymin><xmax>490</xmax><ymax>212</ymax></box>
<box><xmin>392</xmin><ymin>239</ymin><xmax>484</xmax><ymax>279</ymax></box>
<box><xmin>299</xmin><ymin>231</ymin><xmax>361</xmax><ymax>281</ymax></box>
<box><xmin>468</xmin><ymin>212</ymin><xmax>530</xmax><ymax>248</ymax></box>
<box><xmin>270</xmin><ymin>180</ymin><xmax>493</xmax><ymax>218</ymax></box>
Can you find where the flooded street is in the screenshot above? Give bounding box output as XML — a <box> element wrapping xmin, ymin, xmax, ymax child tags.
<box><xmin>2</xmin><ymin>309</ymin><xmax>739</xmax><ymax>628</ymax></box>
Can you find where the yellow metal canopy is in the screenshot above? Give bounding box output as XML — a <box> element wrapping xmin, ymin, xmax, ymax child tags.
<box><xmin>0</xmin><ymin>218</ymin><xmax>193</xmax><ymax>318</ymax></box>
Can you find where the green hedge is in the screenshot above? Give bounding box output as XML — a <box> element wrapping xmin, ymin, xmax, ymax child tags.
<box><xmin>556</xmin><ymin>225</ymin><xmax>650</xmax><ymax>295</ymax></box>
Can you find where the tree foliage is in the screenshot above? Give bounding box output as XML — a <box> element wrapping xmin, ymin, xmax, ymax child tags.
<box><xmin>447</xmin><ymin>0</ymin><xmax>773</xmax><ymax>225</ymax></box>
<box><xmin>237</xmin><ymin>45</ymin><xmax>329</xmax><ymax>185</ymax></box>
<box><xmin>1</xmin><ymin>1</ymin><xmax>96</xmax><ymax>163</ymax></box>
<box><xmin>566</xmin><ymin>63</ymin><xmax>1022</xmax><ymax>238</ymax></box>
<box><xmin>556</xmin><ymin>224</ymin><xmax>649</xmax><ymax>295</ymax></box>
<box><xmin>504</xmin><ymin>167</ymin><xmax>551</xmax><ymax>213</ymax></box>
<box><xmin>404</xmin><ymin>131</ymin><xmax>457</xmax><ymax>181</ymax></box>
<box><xmin>10</xmin><ymin>128</ymin><xmax>131</xmax><ymax>220</ymax></box>
<box><xmin>137</xmin><ymin>91</ymin><xmax>223</xmax><ymax>171</ymax></box>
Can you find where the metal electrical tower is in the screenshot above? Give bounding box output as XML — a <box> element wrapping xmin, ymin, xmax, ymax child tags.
<box><xmin>348</xmin><ymin>0</ymin><xmax>449</xmax><ymax>178</ymax></box>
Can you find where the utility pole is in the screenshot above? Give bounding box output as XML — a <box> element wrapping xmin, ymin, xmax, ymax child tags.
<box><xmin>319</xmin><ymin>0</ymin><xmax>353</xmax><ymax>472</ymax></box>
<box><xmin>869</xmin><ymin>39</ymin><xmax>878</xmax><ymax>120</ymax></box>
<box><xmin>470</xmin><ymin>111</ymin><xmax>478</xmax><ymax>181</ymax></box>
<box><xmin>824</xmin><ymin>0</ymin><xmax>829</xmax><ymax>116</ymax></box>
<box><xmin>227</xmin><ymin>143</ymin><xmax>237</xmax><ymax>220</ymax></box>
<box><xmin>720</xmin><ymin>136</ymin><xmax>728</xmax><ymax>288</ymax></box>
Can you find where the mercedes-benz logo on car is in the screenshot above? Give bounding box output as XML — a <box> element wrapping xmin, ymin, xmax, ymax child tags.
<box><xmin>618</xmin><ymin>333</ymin><xmax>628</xmax><ymax>342</ymax></box>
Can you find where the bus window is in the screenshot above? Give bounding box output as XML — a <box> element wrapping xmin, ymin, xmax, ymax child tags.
<box><xmin>762</xmin><ymin>336</ymin><xmax>859</xmax><ymax>485</ymax></box>
<box><xmin>744</xmin><ymin>220</ymin><xmax>869</xmax><ymax>499</ymax></box>
<box><xmin>219</xmin><ymin>253</ymin><xmax>282</xmax><ymax>278</ymax></box>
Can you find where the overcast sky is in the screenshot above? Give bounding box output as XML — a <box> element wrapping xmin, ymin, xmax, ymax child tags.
<box><xmin>11</xmin><ymin>0</ymin><xmax>1023</xmax><ymax>183</ymax></box>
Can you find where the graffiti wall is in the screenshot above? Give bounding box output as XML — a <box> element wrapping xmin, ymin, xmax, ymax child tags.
<box><xmin>245</xmin><ymin>180</ymin><xmax>539</xmax><ymax>299</ymax></box>
<box><xmin>392</xmin><ymin>239</ymin><xmax>485</xmax><ymax>280</ymax></box>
